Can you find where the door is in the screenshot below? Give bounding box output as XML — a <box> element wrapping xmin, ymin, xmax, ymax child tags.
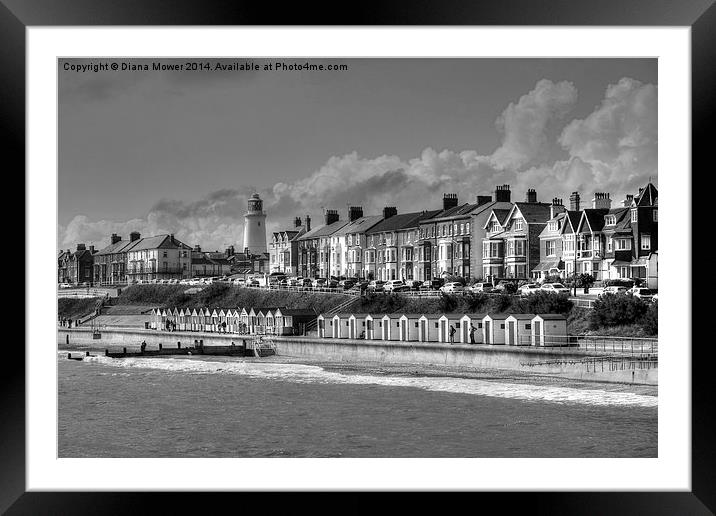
<box><xmin>350</xmin><ymin>320</ymin><xmax>355</xmax><ymax>339</ymax></box>
<box><xmin>485</xmin><ymin>321</ymin><xmax>491</xmax><ymax>344</ymax></box>
<box><xmin>534</xmin><ymin>320</ymin><xmax>541</xmax><ymax>346</ymax></box>
<box><xmin>420</xmin><ymin>320</ymin><xmax>426</xmax><ymax>341</ymax></box>
<box><xmin>383</xmin><ymin>322</ymin><xmax>388</xmax><ymax>340</ymax></box>
<box><xmin>462</xmin><ymin>324</ymin><xmax>468</xmax><ymax>343</ymax></box>
<box><xmin>508</xmin><ymin>321</ymin><xmax>515</xmax><ymax>345</ymax></box>
<box><xmin>440</xmin><ymin>320</ymin><xmax>446</xmax><ymax>342</ymax></box>
<box><xmin>401</xmin><ymin>321</ymin><xmax>407</xmax><ymax>341</ymax></box>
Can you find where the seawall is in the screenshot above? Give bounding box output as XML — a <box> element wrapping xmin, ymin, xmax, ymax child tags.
<box><xmin>58</xmin><ymin>328</ymin><xmax>657</xmax><ymax>385</ymax></box>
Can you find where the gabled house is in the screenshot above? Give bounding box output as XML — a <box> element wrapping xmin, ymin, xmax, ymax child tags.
<box><xmin>295</xmin><ymin>210</ymin><xmax>349</xmax><ymax>279</ymax></box>
<box><xmin>331</xmin><ymin>208</ymin><xmax>383</xmax><ymax>279</ymax></box>
<box><xmin>93</xmin><ymin>232</ymin><xmax>141</xmax><ymax>286</ymax></box>
<box><xmin>534</xmin><ymin>199</ymin><xmax>567</xmax><ymax>280</ymax></box>
<box><xmin>125</xmin><ymin>234</ymin><xmax>192</xmax><ymax>282</ymax></box>
<box><xmin>59</xmin><ymin>243</ymin><xmax>97</xmax><ymax>285</ymax></box>
<box><xmin>269</xmin><ymin>216</ymin><xmax>310</xmax><ymax>275</ymax></box>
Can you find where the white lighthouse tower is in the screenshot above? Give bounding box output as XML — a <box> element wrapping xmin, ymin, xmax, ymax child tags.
<box><xmin>243</xmin><ymin>193</ymin><xmax>267</xmax><ymax>255</ymax></box>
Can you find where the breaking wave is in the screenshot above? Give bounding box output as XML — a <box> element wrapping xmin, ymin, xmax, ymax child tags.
<box><xmin>63</xmin><ymin>352</ymin><xmax>657</xmax><ymax>408</ymax></box>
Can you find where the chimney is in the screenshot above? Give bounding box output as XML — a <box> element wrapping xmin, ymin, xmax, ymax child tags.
<box><xmin>305</xmin><ymin>215</ymin><xmax>311</xmax><ymax>232</ymax></box>
<box><xmin>76</xmin><ymin>243</ymin><xmax>86</xmax><ymax>251</ymax></box>
<box><xmin>89</xmin><ymin>245</ymin><xmax>95</xmax><ymax>253</ymax></box>
<box><xmin>622</xmin><ymin>194</ymin><xmax>634</xmax><ymax>207</ymax></box>
<box><xmin>476</xmin><ymin>195</ymin><xmax>492</xmax><ymax>207</ymax></box>
<box><xmin>324</xmin><ymin>209</ymin><xmax>339</xmax><ymax>226</ymax></box>
<box><xmin>194</xmin><ymin>245</ymin><xmax>201</xmax><ymax>253</ymax></box>
<box><xmin>169</xmin><ymin>233</ymin><xmax>175</xmax><ymax>243</ymax></box>
<box><xmin>382</xmin><ymin>206</ymin><xmax>397</xmax><ymax>219</ymax></box>
<box><xmin>244</xmin><ymin>247</ymin><xmax>250</xmax><ymax>257</ymax></box>
<box><xmin>225</xmin><ymin>245</ymin><xmax>235</xmax><ymax>257</ymax></box>
<box><xmin>294</xmin><ymin>216</ymin><xmax>302</xmax><ymax>228</ymax></box>
<box><xmin>550</xmin><ymin>198</ymin><xmax>565</xmax><ymax>219</ymax></box>
<box><xmin>592</xmin><ymin>192</ymin><xmax>612</xmax><ymax>210</ymax></box>
<box><xmin>525</xmin><ymin>188</ymin><xmax>537</xmax><ymax>203</ymax></box>
<box><xmin>348</xmin><ymin>206</ymin><xmax>364</xmax><ymax>222</ymax></box>
<box><xmin>569</xmin><ymin>192</ymin><xmax>581</xmax><ymax>211</ymax></box>
<box><xmin>443</xmin><ymin>193</ymin><xmax>459</xmax><ymax>210</ymax></box>
<box><xmin>111</xmin><ymin>233</ymin><xmax>121</xmax><ymax>245</ymax></box>
<box><xmin>130</xmin><ymin>231</ymin><xmax>141</xmax><ymax>242</ymax></box>
<box><xmin>494</xmin><ymin>185</ymin><xmax>511</xmax><ymax>203</ymax></box>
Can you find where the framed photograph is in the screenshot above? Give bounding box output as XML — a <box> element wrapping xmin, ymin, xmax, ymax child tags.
<box><xmin>7</xmin><ymin>0</ymin><xmax>711</xmax><ymax>512</ymax></box>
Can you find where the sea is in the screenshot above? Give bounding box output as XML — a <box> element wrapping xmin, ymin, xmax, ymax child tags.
<box><xmin>58</xmin><ymin>352</ymin><xmax>657</xmax><ymax>458</ymax></box>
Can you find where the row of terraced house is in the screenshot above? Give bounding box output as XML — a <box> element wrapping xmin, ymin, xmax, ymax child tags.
<box><xmin>58</xmin><ymin>231</ymin><xmax>270</xmax><ymax>286</ymax></box>
<box><xmin>269</xmin><ymin>182</ymin><xmax>658</xmax><ymax>288</ymax></box>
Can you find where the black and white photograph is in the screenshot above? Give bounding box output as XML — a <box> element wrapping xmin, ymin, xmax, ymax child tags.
<box><xmin>56</xmin><ymin>56</ymin><xmax>660</xmax><ymax>459</ymax></box>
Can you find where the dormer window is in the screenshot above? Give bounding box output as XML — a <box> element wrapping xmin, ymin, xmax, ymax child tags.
<box><xmin>548</xmin><ymin>221</ymin><xmax>558</xmax><ymax>231</ymax></box>
<box><xmin>605</xmin><ymin>215</ymin><xmax>616</xmax><ymax>226</ymax></box>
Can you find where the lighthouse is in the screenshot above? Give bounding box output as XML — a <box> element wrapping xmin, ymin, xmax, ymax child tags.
<box><xmin>243</xmin><ymin>193</ymin><xmax>267</xmax><ymax>255</ymax></box>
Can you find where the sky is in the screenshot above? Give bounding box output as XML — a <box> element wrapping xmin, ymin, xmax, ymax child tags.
<box><xmin>58</xmin><ymin>58</ymin><xmax>657</xmax><ymax>252</ymax></box>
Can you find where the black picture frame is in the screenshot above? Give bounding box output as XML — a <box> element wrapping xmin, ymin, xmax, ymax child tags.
<box><xmin>5</xmin><ymin>0</ymin><xmax>711</xmax><ymax>513</ymax></box>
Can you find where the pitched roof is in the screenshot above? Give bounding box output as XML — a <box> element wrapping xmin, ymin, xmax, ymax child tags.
<box><xmin>95</xmin><ymin>238</ymin><xmax>137</xmax><ymax>256</ymax></box>
<box><xmin>512</xmin><ymin>202</ymin><xmax>552</xmax><ymax>223</ymax></box>
<box><xmin>635</xmin><ymin>182</ymin><xmax>658</xmax><ymax>206</ymax></box>
<box><xmin>297</xmin><ymin>219</ymin><xmax>350</xmax><ymax>240</ymax></box>
<box><xmin>425</xmin><ymin>203</ymin><xmax>480</xmax><ymax>222</ymax></box>
<box><xmin>580</xmin><ymin>208</ymin><xmax>610</xmax><ymax>233</ymax></box>
<box><xmin>332</xmin><ymin>215</ymin><xmax>384</xmax><ymax>236</ymax></box>
<box><xmin>561</xmin><ymin>210</ymin><xmax>582</xmax><ymax>234</ymax></box>
<box><xmin>126</xmin><ymin>234</ymin><xmax>192</xmax><ymax>251</ymax></box>
<box><xmin>366</xmin><ymin>211</ymin><xmax>439</xmax><ymax>234</ymax></box>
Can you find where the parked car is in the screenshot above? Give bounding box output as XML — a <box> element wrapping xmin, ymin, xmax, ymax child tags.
<box><xmin>349</xmin><ymin>280</ymin><xmax>370</xmax><ymax>292</ymax></box>
<box><xmin>247</xmin><ymin>279</ymin><xmax>260</xmax><ymax>287</ymax></box>
<box><xmin>601</xmin><ymin>285</ymin><xmax>628</xmax><ymax>296</ymax></box>
<box><xmin>420</xmin><ymin>279</ymin><xmax>444</xmax><ymax>291</ymax></box>
<box><xmin>325</xmin><ymin>279</ymin><xmax>339</xmax><ymax>289</ymax></box>
<box><xmin>299</xmin><ymin>278</ymin><xmax>313</xmax><ymax>287</ymax></box>
<box><xmin>540</xmin><ymin>283</ymin><xmax>570</xmax><ymax>294</ymax></box>
<box><xmin>518</xmin><ymin>283</ymin><xmax>541</xmax><ymax>296</ymax></box>
<box><xmin>367</xmin><ymin>280</ymin><xmax>385</xmax><ymax>292</ymax></box>
<box><xmin>628</xmin><ymin>287</ymin><xmax>656</xmax><ymax>301</ymax></box>
<box><xmin>404</xmin><ymin>279</ymin><xmax>423</xmax><ymax>290</ymax></box>
<box><xmin>59</xmin><ymin>282</ymin><xmax>72</xmax><ymax>288</ymax></box>
<box><xmin>440</xmin><ymin>282</ymin><xmax>464</xmax><ymax>293</ymax></box>
<box><xmin>468</xmin><ymin>282</ymin><xmax>493</xmax><ymax>293</ymax></box>
<box><xmin>338</xmin><ymin>279</ymin><xmax>356</xmax><ymax>290</ymax></box>
<box><xmin>312</xmin><ymin>278</ymin><xmax>327</xmax><ymax>289</ymax></box>
<box><xmin>384</xmin><ymin>280</ymin><xmax>410</xmax><ymax>292</ymax></box>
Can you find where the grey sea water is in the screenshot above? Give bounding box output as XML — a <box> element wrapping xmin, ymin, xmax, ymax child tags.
<box><xmin>58</xmin><ymin>353</ymin><xmax>657</xmax><ymax>458</ymax></box>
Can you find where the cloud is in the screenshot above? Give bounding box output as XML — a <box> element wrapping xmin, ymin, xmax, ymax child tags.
<box><xmin>59</xmin><ymin>77</ymin><xmax>657</xmax><ymax>251</ymax></box>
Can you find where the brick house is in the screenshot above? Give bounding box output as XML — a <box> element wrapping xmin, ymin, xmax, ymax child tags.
<box><xmin>93</xmin><ymin>232</ymin><xmax>141</xmax><ymax>286</ymax></box>
<box><xmin>125</xmin><ymin>234</ymin><xmax>192</xmax><ymax>282</ymax></box>
<box><xmin>269</xmin><ymin>216</ymin><xmax>311</xmax><ymax>275</ymax></box>
<box><xmin>59</xmin><ymin>243</ymin><xmax>96</xmax><ymax>285</ymax></box>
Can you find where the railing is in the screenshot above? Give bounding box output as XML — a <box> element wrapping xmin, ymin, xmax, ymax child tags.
<box><xmin>520</xmin><ymin>355</ymin><xmax>658</xmax><ymax>372</ymax></box>
<box><xmin>517</xmin><ymin>334</ymin><xmax>657</xmax><ymax>354</ymax></box>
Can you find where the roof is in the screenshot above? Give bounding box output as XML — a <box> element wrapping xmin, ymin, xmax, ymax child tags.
<box><xmin>635</xmin><ymin>182</ymin><xmax>658</xmax><ymax>206</ymax></box>
<box><xmin>532</xmin><ymin>259</ymin><xmax>564</xmax><ymax>272</ymax></box>
<box><xmin>425</xmin><ymin>203</ymin><xmax>480</xmax><ymax>222</ymax></box>
<box><xmin>491</xmin><ymin>209</ymin><xmax>512</xmax><ymax>225</ymax></box>
<box><xmin>561</xmin><ymin>211</ymin><xmax>582</xmax><ymax>234</ymax></box>
<box><xmin>366</xmin><ymin>211</ymin><xmax>439</xmax><ymax>234</ymax></box>
<box><xmin>333</xmin><ymin>215</ymin><xmax>384</xmax><ymax>236</ymax></box>
<box><xmin>95</xmin><ymin>239</ymin><xmax>137</xmax><ymax>256</ymax></box>
<box><xmin>297</xmin><ymin>219</ymin><xmax>350</xmax><ymax>240</ymax></box>
<box><xmin>580</xmin><ymin>208</ymin><xmax>610</xmax><ymax>233</ymax></box>
<box><xmin>485</xmin><ymin>313</ymin><xmax>509</xmax><ymax>319</ymax></box>
<box><xmin>512</xmin><ymin>202</ymin><xmax>552</xmax><ymax>224</ymax></box>
<box><xmin>534</xmin><ymin>313</ymin><xmax>567</xmax><ymax>320</ymax></box>
<box><xmin>506</xmin><ymin>313</ymin><xmax>536</xmax><ymax>320</ymax></box>
<box><xmin>400</xmin><ymin>313</ymin><xmax>424</xmax><ymax>318</ymax></box>
<box><xmin>463</xmin><ymin>313</ymin><xmax>487</xmax><ymax>319</ymax></box>
<box><xmin>126</xmin><ymin>234</ymin><xmax>192</xmax><ymax>252</ymax></box>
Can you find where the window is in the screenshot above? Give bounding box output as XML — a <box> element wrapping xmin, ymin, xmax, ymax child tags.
<box><xmin>605</xmin><ymin>215</ymin><xmax>616</xmax><ymax>226</ymax></box>
<box><xmin>653</xmin><ymin>210</ymin><xmax>658</xmax><ymax>222</ymax></box>
<box><xmin>546</xmin><ymin>240</ymin><xmax>556</xmax><ymax>257</ymax></box>
<box><xmin>616</xmin><ymin>239</ymin><xmax>632</xmax><ymax>251</ymax></box>
<box><xmin>466</xmin><ymin>223</ymin><xmax>470</xmax><ymax>233</ymax></box>
<box><xmin>641</xmin><ymin>234</ymin><xmax>651</xmax><ymax>250</ymax></box>
<box><xmin>631</xmin><ymin>209</ymin><xmax>638</xmax><ymax>222</ymax></box>
<box><xmin>514</xmin><ymin>219</ymin><xmax>524</xmax><ymax>230</ymax></box>
<box><xmin>548</xmin><ymin>221</ymin><xmax>558</xmax><ymax>231</ymax></box>
<box><xmin>607</xmin><ymin>237</ymin><xmax>613</xmax><ymax>252</ymax></box>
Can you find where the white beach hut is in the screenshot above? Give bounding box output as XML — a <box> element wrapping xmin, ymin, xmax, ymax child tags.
<box><xmin>364</xmin><ymin>314</ymin><xmax>381</xmax><ymax>340</ymax></box>
<box><xmin>239</xmin><ymin>308</ymin><xmax>249</xmax><ymax>333</ymax></box>
<box><xmin>438</xmin><ymin>313</ymin><xmax>463</xmax><ymax>343</ymax></box>
<box><xmin>398</xmin><ymin>314</ymin><xmax>421</xmax><ymax>341</ymax></box>
<box><xmin>482</xmin><ymin>313</ymin><xmax>508</xmax><ymax>345</ymax></box>
<box><xmin>203</xmin><ymin>308</ymin><xmax>212</xmax><ymax>332</ymax></box>
<box><xmin>317</xmin><ymin>314</ymin><xmax>328</xmax><ymax>338</ymax></box>
<box><xmin>348</xmin><ymin>314</ymin><xmax>369</xmax><ymax>340</ymax></box>
<box><xmin>505</xmin><ymin>314</ymin><xmax>536</xmax><ymax>346</ymax></box>
<box><xmin>531</xmin><ymin>314</ymin><xmax>568</xmax><ymax>346</ymax></box>
<box><xmin>380</xmin><ymin>314</ymin><xmax>401</xmax><ymax>341</ymax></box>
<box><xmin>417</xmin><ymin>314</ymin><xmax>441</xmax><ymax>342</ymax></box>
<box><xmin>459</xmin><ymin>313</ymin><xmax>486</xmax><ymax>344</ymax></box>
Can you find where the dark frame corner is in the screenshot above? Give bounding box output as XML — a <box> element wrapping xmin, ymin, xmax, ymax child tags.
<box><xmin>5</xmin><ymin>0</ymin><xmax>713</xmax><ymax>513</ymax></box>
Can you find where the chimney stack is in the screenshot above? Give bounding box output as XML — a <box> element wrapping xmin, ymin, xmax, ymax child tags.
<box><xmin>525</xmin><ymin>188</ymin><xmax>537</xmax><ymax>203</ymax></box>
<box><xmin>494</xmin><ymin>185</ymin><xmax>511</xmax><ymax>203</ymax></box>
<box><xmin>294</xmin><ymin>216</ymin><xmax>302</xmax><ymax>228</ymax></box>
<box><xmin>194</xmin><ymin>245</ymin><xmax>201</xmax><ymax>253</ymax></box>
<box><xmin>382</xmin><ymin>206</ymin><xmax>397</xmax><ymax>219</ymax></box>
<box><xmin>76</xmin><ymin>243</ymin><xmax>86</xmax><ymax>251</ymax></box>
<box><xmin>348</xmin><ymin>206</ymin><xmax>364</xmax><ymax>222</ymax></box>
<box><xmin>225</xmin><ymin>245</ymin><xmax>235</xmax><ymax>257</ymax></box>
<box><xmin>130</xmin><ymin>231</ymin><xmax>141</xmax><ymax>242</ymax></box>
<box><xmin>324</xmin><ymin>209</ymin><xmax>339</xmax><ymax>226</ymax></box>
<box><xmin>305</xmin><ymin>215</ymin><xmax>311</xmax><ymax>232</ymax></box>
<box><xmin>89</xmin><ymin>245</ymin><xmax>95</xmax><ymax>253</ymax></box>
<box><xmin>592</xmin><ymin>192</ymin><xmax>612</xmax><ymax>210</ymax></box>
<box><xmin>442</xmin><ymin>193</ymin><xmax>459</xmax><ymax>210</ymax></box>
<box><xmin>476</xmin><ymin>195</ymin><xmax>492</xmax><ymax>207</ymax></box>
<box><xmin>111</xmin><ymin>233</ymin><xmax>121</xmax><ymax>245</ymax></box>
<box><xmin>569</xmin><ymin>192</ymin><xmax>581</xmax><ymax>211</ymax></box>
<box><xmin>550</xmin><ymin>198</ymin><xmax>565</xmax><ymax>219</ymax></box>
<box><xmin>623</xmin><ymin>194</ymin><xmax>634</xmax><ymax>207</ymax></box>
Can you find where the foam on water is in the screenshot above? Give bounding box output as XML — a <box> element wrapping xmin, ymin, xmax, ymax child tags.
<box><xmin>64</xmin><ymin>352</ymin><xmax>657</xmax><ymax>408</ymax></box>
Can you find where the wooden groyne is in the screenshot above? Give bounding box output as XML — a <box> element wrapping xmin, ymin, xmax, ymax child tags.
<box><xmin>99</xmin><ymin>339</ymin><xmax>276</xmax><ymax>359</ymax></box>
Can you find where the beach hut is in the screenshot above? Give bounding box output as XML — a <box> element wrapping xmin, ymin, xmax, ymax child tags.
<box><xmin>178</xmin><ymin>309</ymin><xmax>186</xmax><ymax>331</ymax></box>
<box><xmin>209</xmin><ymin>308</ymin><xmax>219</xmax><ymax>332</ymax></box>
<box><xmin>172</xmin><ymin>308</ymin><xmax>180</xmax><ymax>328</ymax></box>
<box><xmin>266</xmin><ymin>309</ymin><xmax>277</xmax><ymax>335</ymax></box>
<box><xmin>159</xmin><ymin>309</ymin><xmax>168</xmax><ymax>330</ymax></box>
<box><xmin>332</xmin><ymin>314</ymin><xmax>351</xmax><ymax>339</ymax></box>
<box><xmin>255</xmin><ymin>310</ymin><xmax>266</xmax><ymax>334</ymax></box>
<box><xmin>149</xmin><ymin>308</ymin><xmax>157</xmax><ymax>329</ymax></box>
<box><xmin>317</xmin><ymin>314</ymin><xmax>328</xmax><ymax>338</ymax></box>
<box><xmin>330</xmin><ymin>315</ymin><xmax>341</xmax><ymax>338</ymax></box>
<box><xmin>482</xmin><ymin>313</ymin><xmax>508</xmax><ymax>345</ymax></box>
<box><xmin>346</xmin><ymin>314</ymin><xmax>366</xmax><ymax>339</ymax></box>
<box><xmin>505</xmin><ymin>314</ymin><xmax>535</xmax><ymax>346</ymax></box>
<box><xmin>240</xmin><ymin>308</ymin><xmax>249</xmax><ymax>333</ymax></box>
<box><xmin>203</xmin><ymin>308</ymin><xmax>211</xmax><ymax>332</ymax></box>
<box><xmin>438</xmin><ymin>314</ymin><xmax>463</xmax><ymax>343</ymax></box>
<box><xmin>531</xmin><ymin>314</ymin><xmax>568</xmax><ymax>346</ymax></box>
<box><xmin>417</xmin><ymin>314</ymin><xmax>441</xmax><ymax>342</ymax></box>
<box><xmin>398</xmin><ymin>314</ymin><xmax>421</xmax><ymax>341</ymax></box>
<box><xmin>460</xmin><ymin>314</ymin><xmax>486</xmax><ymax>344</ymax></box>
<box><xmin>380</xmin><ymin>314</ymin><xmax>401</xmax><ymax>341</ymax></box>
<box><xmin>218</xmin><ymin>309</ymin><xmax>227</xmax><ymax>332</ymax></box>
<box><xmin>364</xmin><ymin>314</ymin><xmax>381</xmax><ymax>340</ymax></box>
<box><xmin>232</xmin><ymin>309</ymin><xmax>242</xmax><ymax>333</ymax></box>
<box><xmin>273</xmin><ymin>308</ymin><xmax>284</xmax><ymax>333</ymax></box>
<box><xmin>247</xmin><ymin>308</ymin><xmax>258</xmax><ymax>333</ymax></box>
<box><xmin>189</xmin><ymin>308</ymin><xmax>198</xmax><ymax>331</ymax></box>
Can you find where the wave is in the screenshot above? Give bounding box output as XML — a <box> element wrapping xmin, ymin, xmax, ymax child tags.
<box><xmin>65</xmin><ymin>353</ymin><xmax>657</xmax><ymax>408</ymax></box>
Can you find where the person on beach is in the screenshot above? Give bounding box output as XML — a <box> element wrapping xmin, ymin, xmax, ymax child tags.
<box><xmin>140</xmin><ymin>341</ymin><xmax>146</xmax><ymax>352</ymax></box>
<box><xmin>469</xmin><ymin>324</ymin><xmax>477</xmax><ymax>344</ymax></box>
<box><xmin>449</xmin><ymin>325</ymin><xmax>456</xmax><ymax>344</ymax></box>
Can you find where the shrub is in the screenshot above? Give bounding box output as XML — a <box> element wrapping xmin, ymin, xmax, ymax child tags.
<box><xmin>512</xmin><ymin>291</ymin><xmax>573</xmax><ymax>315</ymax></box>
<box><xmin>590</xmin><ymin>294</ymin><xmax>649</xmax><ymax>329</ymax></box>
<box><xmin>640</xmin><ymin>301</ymin><xmax>658</xmax><ymax>336</ymax></box>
